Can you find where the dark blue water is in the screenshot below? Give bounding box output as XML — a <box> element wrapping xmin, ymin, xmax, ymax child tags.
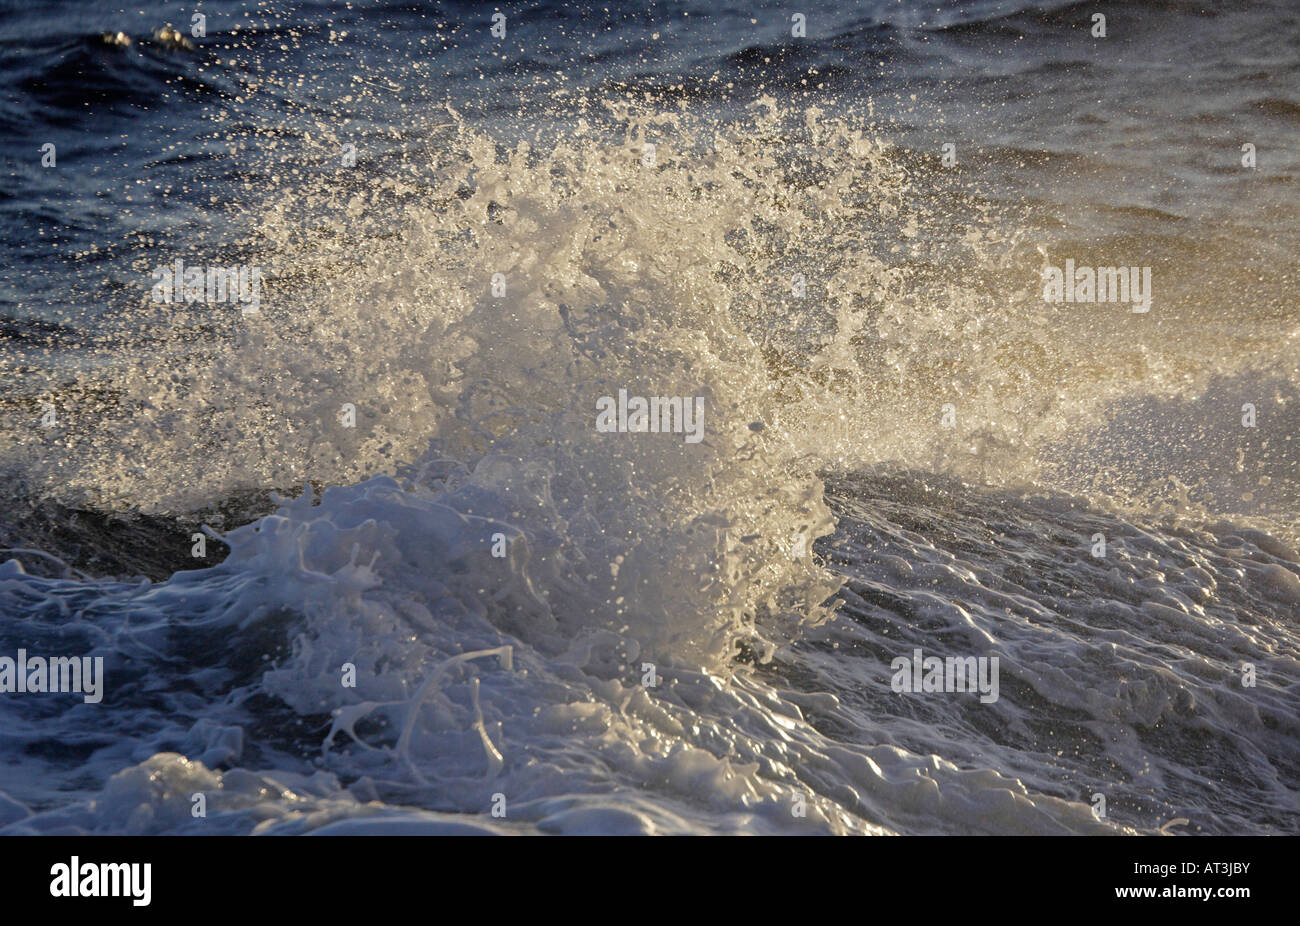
<box><xmin>0</xmin><ymin>0</ymin><xmax>1296</xmax><ymax>835</ymax></box>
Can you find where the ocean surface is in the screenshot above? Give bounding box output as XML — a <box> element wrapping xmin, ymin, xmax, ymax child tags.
<box><xmin>0</xmin><ymin>0</ymin><xmax>1296</xmax><ymax>834</ymax></box>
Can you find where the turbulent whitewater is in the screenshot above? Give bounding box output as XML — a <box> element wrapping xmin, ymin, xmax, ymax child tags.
<box><xmin>0</xmin><ymin>0</ymin><xmax>1296</xmax><ymax>835</ymax></box>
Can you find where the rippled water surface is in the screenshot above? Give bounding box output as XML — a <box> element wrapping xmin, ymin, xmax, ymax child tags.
<box><xmin>0</xmin><ymin>0</ymin><xmax>1295</xmax><ymax>834</ymax></box>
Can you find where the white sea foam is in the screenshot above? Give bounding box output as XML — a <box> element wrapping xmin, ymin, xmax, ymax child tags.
<box><xmin>0</xmin><ymin>103</ymin><xmax>1295</xmax><ymax>835</ymax></box>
